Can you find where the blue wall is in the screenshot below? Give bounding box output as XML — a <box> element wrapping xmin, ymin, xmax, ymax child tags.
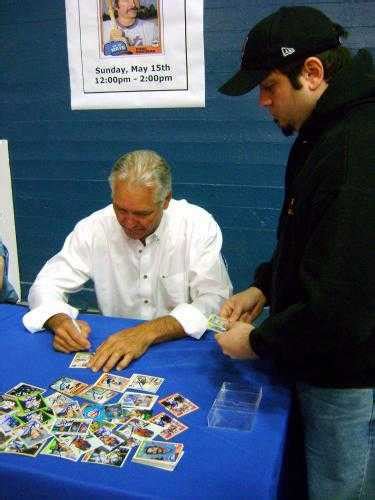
<box><xmin>1</xmin><ymin>0</ymin><xmax>374</xmax><ymax>310</ymax></box>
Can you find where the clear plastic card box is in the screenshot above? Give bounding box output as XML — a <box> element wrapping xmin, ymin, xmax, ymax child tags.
<box><xmin>207</xmin><ymin>381</ymin><xmax>262</xmax><ymax>431</ymax></box>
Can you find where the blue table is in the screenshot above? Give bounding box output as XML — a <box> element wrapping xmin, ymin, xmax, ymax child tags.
<box><xmin>0</xmin><ymin>304</ymin><xmax>293</xmax><ymax>499</ymax></box>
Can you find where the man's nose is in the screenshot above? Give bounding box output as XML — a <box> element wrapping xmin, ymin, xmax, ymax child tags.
<box><xmin>119</xmin><ymin>212</ymin><xmax>137</xmax><ymax>228</ymax></box>
<box><xmin>125</xmin><ymin>216</ymin><xmax>139</xmax><ymax>229</ymax></box>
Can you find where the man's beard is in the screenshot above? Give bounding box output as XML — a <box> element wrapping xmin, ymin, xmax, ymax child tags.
<box><xmin>273</xmin><ymin>119</ymin><xmax>295</xmax><ymax>137</ymax></box>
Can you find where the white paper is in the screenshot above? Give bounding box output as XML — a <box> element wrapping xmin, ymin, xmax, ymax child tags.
<box><xmin>65</xmin><ymin>0</ymin><xmax>205</xmax><ymax>109</ymax></box>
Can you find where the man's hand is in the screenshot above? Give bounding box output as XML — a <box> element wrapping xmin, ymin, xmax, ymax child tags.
<box><xmin>110</xmin><ymin>27</ymin><xmax>125</xmax><ymax>41</ymax></box>
<box><xmin>215</xmin><ymin>321</ymin><xmax>257</xmax><ymax>360</ymax></box>
<box><xmin>89</xmin><ymin>325</ymin><xmax>152</xmax><ymax>373</ymax></box>
<box><xmin>45</xmin><ymin>313</ymin><xmax>91</xmax><ymax>353</ymax></box>
<box><xmin>89</xmin><ymin>316</ymin><xmax>185</xmax><ymax>373</ymax></box>
<box><xmin>220</xmin><ymin>287</ymin><xmax>266</xmax><ymax>323</ymax></box>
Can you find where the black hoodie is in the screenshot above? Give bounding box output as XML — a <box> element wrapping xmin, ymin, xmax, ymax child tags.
<box><xmin>250</xmin><ymin>49</ymin><xmax>375</xmax><ymax>388</ymax></box>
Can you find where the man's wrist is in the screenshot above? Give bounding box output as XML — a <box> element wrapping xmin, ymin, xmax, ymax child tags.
<box><xmin>137</xmin><ymin>316</ymin><xmax>185</xmax><ymax>345</ymax></box>
<box><xmin>249</xmin><ymin>285</ymin><xmax>266</xmax><ymax>300</ymax></box>
<box><xmin>44</xmin><ymin>313</ymin><xmax>71</xmax><ymax>330</ymax></box>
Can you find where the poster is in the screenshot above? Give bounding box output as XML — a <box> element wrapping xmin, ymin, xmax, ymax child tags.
<box><xmin>65</xmin><ymin>0</ymin><xmax>205</xmax><ymax>109</ymax></box>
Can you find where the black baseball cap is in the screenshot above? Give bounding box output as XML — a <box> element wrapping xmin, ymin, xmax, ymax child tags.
<box><xmin>219</xmin><ymin>6</ymin><xmax>342</xmax><ymax>96</ymax></box>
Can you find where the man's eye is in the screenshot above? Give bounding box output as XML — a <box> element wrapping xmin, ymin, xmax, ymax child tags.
<box><xmin>263</xmin><ymin>82</ymin><xmax>275</xmax><ymax>91</ymax></box>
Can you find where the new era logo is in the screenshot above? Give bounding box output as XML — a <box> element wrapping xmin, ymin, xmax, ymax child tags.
<box><xmin>281</xmin><ymin>47</ymin><xmax>295</xmax><ymax>57</ymax></box>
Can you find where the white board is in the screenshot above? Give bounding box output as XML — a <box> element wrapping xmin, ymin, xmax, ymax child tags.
<box><xmin>0</xmin><ymin>140</ymin><xmax>21</xmax><ymax>298</ymax></box>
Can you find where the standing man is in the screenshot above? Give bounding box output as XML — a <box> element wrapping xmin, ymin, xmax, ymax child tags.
<box><xmin>216</xmin><ymin>6</ymin><xmax>374</xmax><ymax>500</ymax></box>
<box><xmin>23</xmin><ymin>150</ymin><xmax>232</xmax><ymax>372</ymax></box>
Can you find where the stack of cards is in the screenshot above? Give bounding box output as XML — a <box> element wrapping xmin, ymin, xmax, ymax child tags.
<box><xmin>132</xmin><ymin>440</ymin><xmax>184</xmax><ymax>471</ymax></box>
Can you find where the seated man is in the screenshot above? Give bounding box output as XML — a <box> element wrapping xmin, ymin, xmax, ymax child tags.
<box><xmin>23</xmin><ymin>150</ymin><xmax>232</xmax><ymax>372</ymax></box>
<box><xmin>0</xmin><ymin>238</ymin><xmax>18</xmax><ymax>303</ymax></box>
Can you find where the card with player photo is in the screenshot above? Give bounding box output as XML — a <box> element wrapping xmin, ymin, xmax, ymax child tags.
<box><xmin>15</xmin><ymin>394</ymin><xmax>48</xmax><ymax>416</ymax></box>
<box><xmin>119</xmin><ymin>391</ymin><xmax>158</xmax><ymax>411</ymax></box>
<box><xmin>40</xmin><ymin>437</ymin><xmax>82</xmax><ymax>462</ymax></box>
<box><xmin>88</xmin><ymin>423</ymin><xmax>124</xmax><ymax>451</ymax></box>
<box><xmin>149</xmin><ymin>412</ymin><xmax>188</xmax><ymax>440</ymax></box>
<box><xmin>88</xmin><ymin>420</ymin><xmax>117</xmax><ymax>436</ymax></box>
<box><xmin>116</xmin><ymin>417</ymin><xmax>162</xmax><ymax>443</ymax></box>
<box><xmin>158</xmin><ymin>393</ymin><xmax>199</xmax><ymax>418</ymax></box>
<box><xmin>51</xmin><ymin>417</ymin><xmax>90</xmax><ymax>437</ymax></box>
<box><xmin>82</xmin><ymin>443</ymin><xmax>131</xmax><ymax>467</ymax></box>
<box><xmin>17</xmin><ymin>421</ymin><xmax>53</xmax><ymax>448</ymax></box>
<box><xmin>5</xmin><ymin>383</ymin><xmax>46</xmax><ymax>400</ymax></box>
<box><xmin>0</xmin><ymin>430</ymin><xmax>12</xmax><ymax>450</ymax></box>
<box><xmin>80</xmin><ymin>402</ymin><xmax>107</xmax><ymax>422</ymax></box>
<box><xmin>59</xmin><ymin>432</ymin><xmax>103</xmax><ymax>454</ymax></box>
<box><xmin>107</xmin><ymin>407</ymin><xmax>153</xmax><ymax>425</ymax></box>
<box><xmin>45</xmin><ymin>392</ymin><xmax>74</xmax><ymax>412</ymax></box>
<box><xmin>78</xmin><ymin>385</ymin><xmax>117</xmax><ymax>405</ymax></box>
<box><xmin>50</xmin><ymin>377</ymin><xmax>89</xmax><ymax>397</ymax></box>
<box><xmin>69</xmin><ymin>352</ymin><xmax>94</xmax><ymax>369</ymax></box>
<box><xmin>126</xmin><ymin>373</ymin><xmax>164</xmax><ymax>393</ymax></box>
<box><xmin>18</xmin><ymin>409</ymin><xmax>56</xmax><ymax>431</ymax></box>
<box><xmin>0</xmin><ymin>395</ymin><xmax>18</xmax><ymax>414</ymax></box>
<box><xmin>4</xmin><ymin>436</ymin><xmax>46</xmax><ymax>457</ymax></box>
<box><xmin>93</xmin><ymin>373</ymin><xmax>130</xmax><ymax>393</ymax></box>
<box><xmin>0</xmin><ymin>413</ymin><xmax>23</xmax><ymax>435</ymax></box>
<box><xmin>54</xmin><ymin>401</ymin><xmax>82</xmax><ymax>419</ymax></box>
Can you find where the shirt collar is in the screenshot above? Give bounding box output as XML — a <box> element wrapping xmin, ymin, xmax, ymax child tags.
<box><xmin>145</xmin><ymin>209</ymin><xmax>167</xmax><ymax>245</ymax></box>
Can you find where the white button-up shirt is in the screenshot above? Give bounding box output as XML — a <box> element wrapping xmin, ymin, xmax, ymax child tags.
<box><xmin>23</xmin><ymin>199</ymin><xmax>232</xmax><ymax>338</ymax></box>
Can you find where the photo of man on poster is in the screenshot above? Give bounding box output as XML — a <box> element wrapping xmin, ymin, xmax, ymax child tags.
<box><xmin>101</xmin><ymin>0</ymin><xmax>161</xmax><ymax>56</ymax></box>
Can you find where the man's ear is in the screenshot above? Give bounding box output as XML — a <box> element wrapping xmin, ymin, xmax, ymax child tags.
<box><xmin>301</xmin><ymin>57</ymin><xmax>325</xmax><ymax>91</ymax></box>
<box><xmin>163</xmin><ymin>192</ymin><xmax>172</xmax><ymax>209</ymax></box>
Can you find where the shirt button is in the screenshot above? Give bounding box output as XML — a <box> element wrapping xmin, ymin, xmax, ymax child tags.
<box><xmin>138</xmin><ymin>249</ymin><xmax>142</xmax><ymax>254</ymax></box>
<box><xmin>143</xmin><ymin>275</ymin><xmax>147</xmax><ymax>279</ymax></box>
<box><xmin>144</xmin><ymin>299</ymin><xmax>149</xmax><ymax>304</ymax></box>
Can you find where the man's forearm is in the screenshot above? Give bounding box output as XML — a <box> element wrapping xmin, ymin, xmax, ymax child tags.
<box><xmin>140</xmin><ymin>315</ymin><xmax>186</xmax><ymax>345</ymax></box>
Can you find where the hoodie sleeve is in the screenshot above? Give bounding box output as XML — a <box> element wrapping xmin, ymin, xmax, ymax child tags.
<box><xmin>250</xmin><ymin>182</ymin><xmax>375</xmax><ymax>379</ymax></box>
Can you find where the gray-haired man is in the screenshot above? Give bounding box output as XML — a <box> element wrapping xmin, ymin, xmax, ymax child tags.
<box><xmin>24</xmin><ymin>150</ymin><xmax>232</xmax><ymax>371</ymax></box>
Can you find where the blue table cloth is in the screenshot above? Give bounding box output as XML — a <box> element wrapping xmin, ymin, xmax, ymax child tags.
<box><xmin>0</xmin><ymin>304</ymin><xmax>293</xmax><ymax>499</ymax></box>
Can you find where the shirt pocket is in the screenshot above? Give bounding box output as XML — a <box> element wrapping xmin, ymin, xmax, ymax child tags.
<box><xmin>158</xmin><ymin>272</ymin><xmax>188</xmax><ymax>310</ymax></box>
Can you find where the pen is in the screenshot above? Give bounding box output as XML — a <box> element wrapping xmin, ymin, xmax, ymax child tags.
<box><xmin>72</xmin><ymin>318</ymin><xmax>92</xmax><ymax>352</ymax></box>
<box><xmin>71</xmin><ymin>318</ymin><xmax>82</xmax><ymax>334</ymax></box>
